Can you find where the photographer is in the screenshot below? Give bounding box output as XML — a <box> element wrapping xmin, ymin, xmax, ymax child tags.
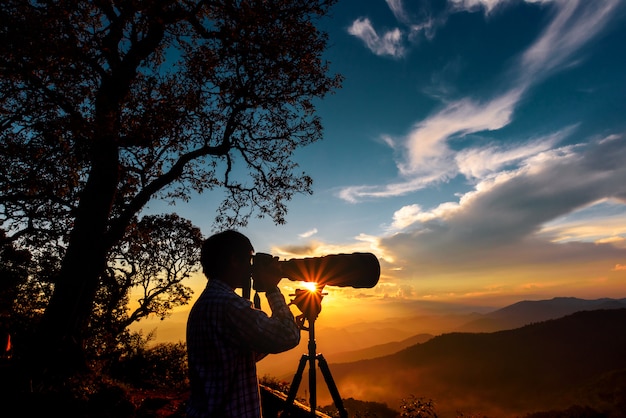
<box><xmin>186</xmin><ymin>230</ymin><xmax>301</xmax><ymax>418</ymax></box>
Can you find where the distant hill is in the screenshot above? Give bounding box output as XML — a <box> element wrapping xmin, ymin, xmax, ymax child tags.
<box><xmin>329</xmin><ymin>333</ymin><xmax>434</xmax><ymax>364</ymax></box>
<box><xmin>310</xmin><ymin>309</ymin><xmax>626</xmax><ymax>417</ymax></box>
<box><xmin>456</xmin><ymin>297</ymin><xmax>626</xmax><ymax>333</ymax></box>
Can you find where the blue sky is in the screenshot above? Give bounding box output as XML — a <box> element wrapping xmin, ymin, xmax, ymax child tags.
<box><xmin>148</xmin><ymin>0</ymin><xmax>626</xmax><ymax>313</ymax></box>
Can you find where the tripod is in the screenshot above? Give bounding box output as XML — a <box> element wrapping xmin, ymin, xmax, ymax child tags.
<box><xmin>281</xmin><ymin>288</ymin><xmax>348</xmax><ymax>418</ymax></box>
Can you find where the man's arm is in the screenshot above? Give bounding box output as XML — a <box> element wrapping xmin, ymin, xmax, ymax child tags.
<box><xmin>227</xmin><ymin>288</ymin><xmax>300</xmax><ymax>354</ymax></box>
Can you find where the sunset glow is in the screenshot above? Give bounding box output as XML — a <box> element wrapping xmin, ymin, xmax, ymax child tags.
<box><xmin>300</xmin><ymin>281</ymin><xmax>318</xmax><ymax>293</ymax></box>
<box><xmin>135</xmin><ymin>0</ymin><xmax>626</xmax><ymax>353</ymax></box>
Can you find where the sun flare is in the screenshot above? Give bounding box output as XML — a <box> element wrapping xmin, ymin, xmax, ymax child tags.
<box><xmin>301</xmin><ymin>281</ymin><xmax>318</xmax><ymax>292</ymax></box>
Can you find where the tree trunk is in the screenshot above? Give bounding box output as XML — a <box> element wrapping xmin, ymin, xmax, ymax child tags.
<box><xmin>36</xmin><ymin>140</ymin><xmax>119</xmax><ymax>378</ymax></box>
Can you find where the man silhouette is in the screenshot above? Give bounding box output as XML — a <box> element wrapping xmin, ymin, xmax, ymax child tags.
<box><xmin>186</xmin><ymin>230</ymin><xmax>300</xmax><ymax>418</ymax></box>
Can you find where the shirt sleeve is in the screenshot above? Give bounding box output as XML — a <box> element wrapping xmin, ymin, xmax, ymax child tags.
<box><xmin>225</xmin><ymin>287</ymin><xmax>300</xmax><ymax>355</ymax></box>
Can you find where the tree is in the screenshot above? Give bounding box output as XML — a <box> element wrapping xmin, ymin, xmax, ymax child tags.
<box><xmin>0</xmin><ymin>0</ymin><xmax>342</xmax><ymax>376</ymax></box>
<box><xmin>88</xmin><ymin>213</ymin><xmax>202</xmax><ymax>357</ymax></box>
<box><xmin>0</xmin><ymin>230</ymin><xmax>31</xmax><ymax>359</ymax></box>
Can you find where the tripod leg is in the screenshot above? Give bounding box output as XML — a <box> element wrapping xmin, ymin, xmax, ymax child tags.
<box><xmin>316</xmin><ymin>354</ymin><xmax>348</xmax><ymax>418</ymax></box>
<box><xmin>280</xmin><ymin>354</ymin><xmax>308</xmax><ymax>418</ymax></box>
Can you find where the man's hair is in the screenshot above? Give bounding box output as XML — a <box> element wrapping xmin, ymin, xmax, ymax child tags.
<box><xmin>201</xmin><ymin>230</ymin><xmax>253</xmax><ymax>279</ymax></box>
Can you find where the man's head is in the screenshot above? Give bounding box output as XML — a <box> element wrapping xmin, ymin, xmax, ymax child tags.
<box><xmin>201</xmin><ymin>230</ymin><xmax>254</xmax><ymax>289</ymax></box>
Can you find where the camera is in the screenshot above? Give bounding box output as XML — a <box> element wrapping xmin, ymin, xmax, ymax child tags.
<box><xmin>253</xmin><ymin>252</ymin><xmax>380</xmax><ymax>288</ymax></box>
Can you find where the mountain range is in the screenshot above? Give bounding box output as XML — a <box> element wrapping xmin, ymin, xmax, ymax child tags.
<box><xmin>289</xmin><ymin>298</ymin><xmax>626</xmax><ymax>417</ymax></box>
<box><xmin>302</xmin><ymin>297</ymin><xmax>626</xmax><ymax>365</ymax></box>
<box><xmin>456</xmin><ymin>296</ymin><xmax>626</xmax><ymax>333</ymax></box>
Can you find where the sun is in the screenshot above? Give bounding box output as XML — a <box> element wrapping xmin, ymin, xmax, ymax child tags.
<box><xmin>301</xmin><ymin>281</ymin><xmax>318</xmax><ymax>292</ymax></box>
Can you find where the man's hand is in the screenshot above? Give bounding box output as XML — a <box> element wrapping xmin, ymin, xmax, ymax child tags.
<box><xmin>252</xmin><ymin>253</ymin><xmax>283</xmax><ymax>292</ymax></box>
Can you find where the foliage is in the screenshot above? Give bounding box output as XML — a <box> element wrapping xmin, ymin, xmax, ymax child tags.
<box><xmin>260</xmin><ymin>374</ymin><xmax>292</xmax><ymax>394</ymax></box>
<box><xmin>2</xmin><ymin>213</ymin><xmax>201</xmax><ymax>366</ymax></box>
<box><xmin>0</xmin><ymin>229</ymin><xmax>36</xmax><ymax>359</ymax></box>
<box><xmin>321</xmin><ymin>397</ymin><xmax>399</xmax><ymax>418</ymax></box>
<box><xmin>1</xmin><ymin>0</ymin><xmax>342</xmax><ymax>372</ymax></box>
<box><xmin>400</xmin><ymin>395</ymin><xmax>438</xmax><ymax>418</ymax></box>
<box><xmin>523</xmin><ymin>405</ymin><xmax>608</xmax><ymax>418</ymax></box>
<box><xmin>109</xmin><ymin>332</ymin><xmax>189</xmax><ymax>391</ymax></box>
<box><xmin>87</xmin><ymin>213</ymin><xmax>201</xmax><ymax>357</ymax></box>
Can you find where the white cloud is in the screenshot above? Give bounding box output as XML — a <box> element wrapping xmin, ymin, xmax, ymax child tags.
<box><xmin>339</xmin><ymin>0</ymin><xmax>622</xmax><ymax>203</ymax></box>
<box><xmin>390</xmin><ymin>202</ymin><xmax>461</xmax><ymax>231</ymax></box>
<box><xmin>376</xmin><ymin>137</ymin><xmax>626</xmax><ymax>287</ymax></box>
<box><xmin>449</xmin><ymin>0</ymin><xmax>511</xmax><ymax>14</ymax></box>
<box><xmin>347</xmin><ymin>18</ymin><xmax>405</xmax><ymax>58</ymax></box>
<box><xmin>337</xmin><ymin>169</ymin><xmax>449</xmax><ymax>203</ymax></box>
<box><xmin>539</xmin><ymin>198</ymin><xmax>626</xmax><ymax>244</ymax></box>
<box><xmin>519</xmin><ymin>0</ymin><xmax>620</xmax><ymax>80</ymax></box>
<box><xmin>455</xmin><ymin>128</ymin><xmax>572</xmax><ymax>179</ymax></box>
<box><xmin>450</xmin><ymin>0</ymin><xmax>556</xmax><ymax>15</ymax></box>
<box><xmin>390</xmin><ymin>204</ymin><xmax>423</xmax><ymax>230</ymax></box>
<box><xmin>433</xmin><ymin>137</ymin><xmax>625</xmax><ymax>240</ymax></box>
<box><xmin>385</xmin><ymin>134</ymin><xmax>626</xmax><ymax>248</ymax></box>
<box><xmin>400</xmin><ymin>89</ymin><xmax>522</xmax><ymax>176</ymax></box>
<box><xmin>273</xmin><ymin>233</ymin><xmax>388</xmax><ymax>261</ymax></box>
<box><xmin>299</xmin><ymin>228</ymin><xmax>318</xmax><ymax>238</ymax></box>
<box><xmin>386</xmin><ymin>0</ymin><xmax>409</xmax><ymax>24</ymax></box>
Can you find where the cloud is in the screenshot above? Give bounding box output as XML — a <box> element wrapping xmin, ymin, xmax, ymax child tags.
<box><xmin>455</xmin><ymin>128</ymin><xmax>572</xmax><ymax>179</ymax></box>
<box><xmin>337</xmin><ymin>90</ymin><xmax>527</xmax><ymax>203</ymax></box>
<box><xmin>337</xmin><ymin>169</ymin><xmax>450</xmax><ymax>203</ymax></box>
<box><xmin>272</xmin><ymin>234</ymin><xmax>384</xmax><ymax>260</ymax></box>
<box><xmin>385</xmin><ymin>0</ymin><xmax>409</xmax><ymax>24</ymax></box>
<box><xmin>540</xmin><ymin>198</ymin><xmax>626</xmax><ymax>245</ymax></box>
<box><xmin>330</xmin><ymin>0</ymin><xmax>626</xmax><ymax>303</ymax></box>
<box><xmin>331</xmin><ymin>134</ymin><xmax>625</xmax><ymax>305</ymax></box>
<box><xmin>450</xmin><ymin>0</ymin><xmax>556</xmax><ymax>15</ymax></box>
<box><xmin>383</xmin><ymin>136</ymin><xmax>626</xmax><ymax>264</ymax></box>
<box><xmin>518</xmin><ymin>0</ymin><xmax>620</xmax><ymax>80</ymax></box>
<box><xmin>390</xmin><ymin>202</ymin><xmax>461</xmax><ymax>230</ymax></box>
<box><xmin>347</xmin><ymin>18</ymin><xmax>405</xmax><ymax>58</ymax></box>
<box><xmin>399</xmin><ymin>90</ymin><xmax>523</xmax><ymax>176</ymax></box>
<box><xmin>299</xmin><ymin>228</ymin><xmax>318</xmax><ymax>238</ymax></box>
<box><xmin>337</xmin><ymin>128</ymin><xmax>573</xmax><ymax>205</ymax></box>
<box><xmin>340</xmin><ymin>0</ymin><xmax>622</xmax><ymax>202</ymax></box>
<box><xmin>449</xmin><ymin>0</ymin><xmax>512</xmax><ymax>15</ymax></box>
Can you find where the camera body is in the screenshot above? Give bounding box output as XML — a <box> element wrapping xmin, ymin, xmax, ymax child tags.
<box><xmin>253</xmin><ymin>252</ymin><xmax>380</xmax><ymax>289</ymax></box>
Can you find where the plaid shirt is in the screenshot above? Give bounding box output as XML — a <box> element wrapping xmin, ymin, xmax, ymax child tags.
<box><xmin>186</xmin><ymin>279</ymin><xmax>300</xmax><ymax>418</ymax></box>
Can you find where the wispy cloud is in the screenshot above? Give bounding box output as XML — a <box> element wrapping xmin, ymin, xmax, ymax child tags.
<box><xmin>399</xmin><ymin>90</ymin><xmax>523</xmax><ymax>176</ymax></box>
<box><xmin>455</xmin><ymin>128</ymin><xmax>572</xmax><ymax>180</ymax></box>
<box><xmin>540</xmin><ymin>201</ymin><xmax>626</xmax><ymax>245</ymax></box>
<box><xmin>338</xmin><ymin>170</ymin><xmax>447</xmax><ymax>203</ymax></box>
<box><xmin>340</xmin><ymin>0</ymin><xmax>622</xmax><ymax>202</ymax></box>
<box><xmin>349</xmin><ymin>0</ymin><xmax>559</xmax><ymax>60</ymax></box>
<box><xmin>367</xmin><ymin>135</ymin><xmax>626</xmax><ymax>304</ymax></box>
<box><xmin>518</xmin><ymin>0</ymin><xmax>620</xmax><ymax>80</ymax></box>
<box><xmin>385</xmin><ymin>134</ymin><xmax>626</xmax><ymax>254</ymax></box>
<box><xmin>449</xmin><ymin>0</ymin><xmax>510</xmax><ymax>15</ymax></box>
<box><xmin>298</xmin><ymin>228</ymin><xmax>318</xmax><ymax>238</ymax></box>
<box><xmin>347</xmin><ymin>18</ymin><xmax>405</xmax><ymax>58</ymax></box>
<box><xmin>450</xmin><ymin>0</ymin><xmax>556</xmax><ymax>16</ymax></box>
<box><xmin>385</xmin><ymin>0</ymin><xmax>410</xmax><ymax>24</ymax></box>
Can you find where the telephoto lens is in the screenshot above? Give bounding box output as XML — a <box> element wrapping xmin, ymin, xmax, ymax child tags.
<box><xmin>278</xmin><ymin>252</ymin><xmax>380</xmax><ymax>288</ymax></box>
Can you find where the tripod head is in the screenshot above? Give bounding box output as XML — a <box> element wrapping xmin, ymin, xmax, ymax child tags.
<box><xmin>289</xmin><ymin>287</ymin><xmax>327</xmax><ymax>329</ymax></box>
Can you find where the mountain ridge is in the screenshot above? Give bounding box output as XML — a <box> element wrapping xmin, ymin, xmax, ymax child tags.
<box><xmin>328</xmin><ymin>333</ymin><xmax>434</xmax><ymax>363</ymax></box>
<box><xmin>455</xmin><ymin>296</ymin><xmax>626</xmax><ymax>333</ymax></box>
<box><xmin>311</xmin><ymin>308</ymin><xmax>626</xmax><ymax>417</ymax></box>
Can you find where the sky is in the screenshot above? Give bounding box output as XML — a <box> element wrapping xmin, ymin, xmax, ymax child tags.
<box><xmin>137</xmin><ymin>0</ymin><xmax>626</xmax><ymax>343</ymax></box>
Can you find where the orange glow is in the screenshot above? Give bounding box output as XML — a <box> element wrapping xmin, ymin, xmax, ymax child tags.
<box><xmin>301</xmin><ymin>281</ymin><xmax>318</xmax><ymax>292</ymax></box>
